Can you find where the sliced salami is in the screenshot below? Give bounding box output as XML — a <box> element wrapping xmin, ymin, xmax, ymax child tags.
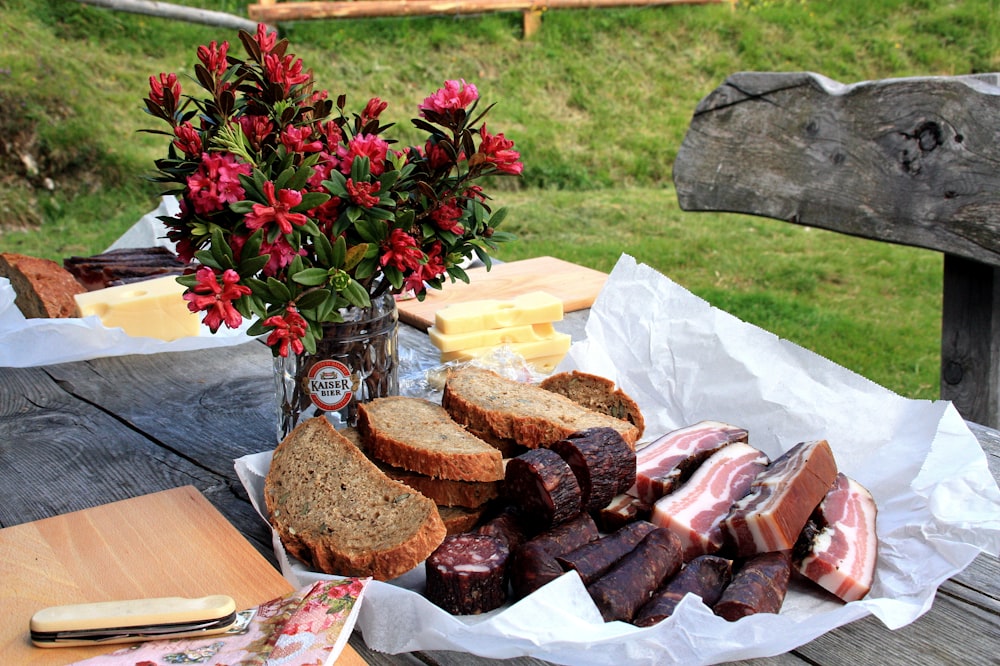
<box><xmin>632</xmin><ymin>555</ymin><xmax>733</xmax><ymax>626</ymax></box>
<box><xmin>586</xmin><ymin>527</ymin><xmax>684</xmax><ymax>623</ymax></box>
<box><xmin>556</xmin><ymin>520</ymin><xmax>658</xmax><ymax>586</ymax></box>
<box><xmin>475</xmin><ymin>506</ymin><xmax>534</xmax><ymax>551</ymax></box>
<box><xmin>714</xmin><ymin>550</ymin><xmax>792</xmax><ymax>621</ymax></box>
<box><xmin>550</xmin><ymin>427</ymin><xmax>637</xmax><ymax>511</ymax></box>
<box><xmin>504</xmin><ymin>447</ymin><xmax>583</xmax><ymax>529</ymax></box>
<box><xmin>425</xmin><ymin>533</ymin><xmax>510</xmax><ymax>615</ymax></box>
<box><xmin>509</xmin><ymin>513</ymin><xmax>600</xmax><ymax>599</ymax></box>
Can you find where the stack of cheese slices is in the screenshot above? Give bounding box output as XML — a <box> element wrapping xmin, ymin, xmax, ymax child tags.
<box><xmin>427</xmin><ymin>291</ymin><xmax>572</xmax><ymax>373</ymax></box>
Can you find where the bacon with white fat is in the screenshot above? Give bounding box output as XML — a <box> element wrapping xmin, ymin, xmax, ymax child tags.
<box><xmin>630</xmin><ymin>421</ymin><xmax>749</xmax><ymax>504</ymax></box>
<box><xmin>650</xmin><ymin>442</ymin><xmax>769</xmax><ymax>561</ymax></box>
<box><xmin>722</xmin><ymin>439</ymin><xmax>839</xmax><ymax>558</ymax></box>
<box><xmin>794</xmin><ymin>472</ymin><xmax>878</xmax><ymax>602</ymax></box>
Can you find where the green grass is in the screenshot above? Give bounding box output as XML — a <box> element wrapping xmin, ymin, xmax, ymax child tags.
<box><xmin>3</xmin><ymin>0</ymin><xmax>997</xmax><ymax>399</ymax></box>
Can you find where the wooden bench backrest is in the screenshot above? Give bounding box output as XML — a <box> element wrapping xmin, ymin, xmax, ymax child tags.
<box><xmin>672</xmin><ymin>71</ymin><xmax>1000</xmax><ymax>427</ymax></box>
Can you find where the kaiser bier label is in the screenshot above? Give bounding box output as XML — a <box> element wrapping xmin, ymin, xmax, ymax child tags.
<box><xmin>306</xmin><ymin>360</ymin><xmax>354</xmax><ymax>411</ymax></box>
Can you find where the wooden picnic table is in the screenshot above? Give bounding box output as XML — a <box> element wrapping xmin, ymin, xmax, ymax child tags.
<box><xmin>1</xmin><ymin>308</ymin><xmax>998</xmax><ymax>665</ymax></box>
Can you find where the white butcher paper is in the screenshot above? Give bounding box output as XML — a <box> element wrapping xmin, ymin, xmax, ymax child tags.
<box><xmin>235</xmin><ymin>253</ymin><xmax>1000</xmax><ymax>666</ymax></box>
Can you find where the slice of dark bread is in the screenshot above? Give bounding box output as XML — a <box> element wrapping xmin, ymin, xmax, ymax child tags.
<box><xmin>264</xmin><ymin>416</ymin><xmax>446</xmax><ymax>581</ymax></box>
<box><xmin>442</xmin><ymin>366</ymin><xmax>642</xmax><ymax>450</ymax></box>
<box><xmin>539</xmin><ymin>370</ymin><xmax>645</xmax><ymax>439</ymax></box>
<box><xmin>0</xmin><ymin>252</ymin><xmax>85</xmax><ymax>318</ymax></box>
<box><xmin>357</xmin><ymin>396</ymin><xmax>504</xmax><ymax>482</ymax></box>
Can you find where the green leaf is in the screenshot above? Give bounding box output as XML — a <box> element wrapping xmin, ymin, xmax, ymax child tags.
<box><xmin>296</xmin><ymin>288</ymin><xmax>331</xmax><ymax>311</ymax></box>
<box><xmin>292</xmin><ymin>267</ymin><xmax>331</xmax><ymax>286</ymax></box>
<box><xmin>354</xmin><ymin>217</ymin><xmax>385</xmax><ymax>243</ymax></box>
<box><xmin>488</xmin><ymin>206</ymin><xmax>509</xmax><ymax>228</ymax></box>
<box><xmin>296</xmin><ymin>191</ymin><xmax>330</xmax><ymax>211</ymax></box>
<box><xmin>331</xmin><ymin>235</ymin><xmax>347</xmax><ymax>267</ymax></box>
<box><xmin>239</xmin><ymin>253</ymin><xmax>271</xmax><ymax>277</ymax></box>
<box><xmin>297</xmin><ymin>218</ymin><xmax>321</xmax><ymax>237</ymax></box>
<box><xmin>314</xmin><ymin>232</ymin><xmax>335</xmax><ymax>267</ymax></box>
<box><xmin>322</xmin><ymin>171</ymin><xmax>348</xmax><ymax>196</ymax></box>
<box><xmin>194</xmin><ymin>249</ymin><xmax>222</xmax><ymax>270</ymax></box>
<box><xmin>273</xmin><ymin>165</ymin><xmax>295</xmax><ymax>191</ymax></box>
<box><xmin>176</xmin><ymin>274</ymin><xmax>197</xmax><ymax>288</ymax></box>
<box><xmin>344</xmin><ymin>242</ymin><xmax>367</xmax><ymax>270</ymax></box>
<box><xmin>342</xmin><ymin>280</ymin><xmax>371</xmax><ymax>308</ymax></box>
<box><xmin>350</xmin><ymin>156</ymin><xmax>372</xmax><ymax>182</ymax></box>
<box><xmin>267</xmin><ymin>276</ymin><xmax>292</xmax><ymax>303</ymax></box>
<box><xmin>247</xmin><ymin>319</ymin><xmax>268</xmax><ymax>337</ymax></box>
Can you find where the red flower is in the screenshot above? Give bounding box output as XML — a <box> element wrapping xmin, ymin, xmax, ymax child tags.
<box><xmin>183</xmin><ymin>267</ymin><xmax>251</xmax><ymax>332</ymax></box>
<box><xmin>186</xmin><ymin>152</ymin><xmax>251</xmax><ymax>216</ymax></box>
<box><xmin>338</xmin><ymin>134</ymin><xmax>389</xmax><ymax>177</ymax></box>
<box><xmin>361</xmin><ymin>97</ymin><xmax>388</xmax><ymax>124</ymax></box>
<box><xmin>316</xmin><ymin>120</ymin><xmax>343</xmax><ymax>147</ymax></box>
<box><xmin>478</xmin><ymin>124</ymin><xmax>523</xmax><ymax>175</ymax></box>
<box><xmin>380</xmin><ymin>228</ymin><xmax>424</xmax><ymax>272</ymax></box>
<box><xmin>423</xmin><ymin>139</ymin><xmax>458</xmax><ymax>171</ymax></box>
<box><xmin>197</xmin><ymin>40</ymin><xmax>229</xmax><ymax>79</ymax></box>
<box><xmin>255</xmin><ymin>23</ymin><xmax>278</xmax><ymax>54</ymax></box>
<box><xmin>148</xmin><ymin>72</ymin><xmax>180</xmax><ymax>113</ymax></box>
<box><xmin>263</xmin><ymin>306</ymin><xmax>308</xmax><ymax>357</ymax></box>
<box><xmin>264</xmin><ymin>53</ymin><xmax>310</xmax><ymax>96</ymax></box>
<box><xmin>173</xmin><ymin>122</ymin><xmax>202</xmax><ymax>157</ymax></box>
<box><xmin>281</xmin><ymin>124</ymin><xmax>323</xmax><ymax>154</ymax></box>
<box><xmin>403</xmin><ymin>241</ymin><xmax>446</xmax><ymax>294</ymax></box>
<box><xmin>244</xmin><ymin>181</ymin><xmax>309</xmax><ymax>235</ymax></box>
<box><xmin>430</xmin><ymin>198</ymin><xmax>463</xmax><ymax>235</ymax></box>
<box><xmin>237</xmin><ymin>115</ymin><xmax>274</xmax><ymax>151</ymax></box>
<box><xmin>419</xmin><ymin>79</ymin><xmax>479</xmax><ymax>118</ymax></box>
<box><xmin>346</xmin><ymin>178</ymin><xmax>381</xmax><ymax>208</ymax></box>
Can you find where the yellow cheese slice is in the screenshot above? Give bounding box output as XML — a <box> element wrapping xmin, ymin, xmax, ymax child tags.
<box><xmin>428</xmin><ymin>322</ymin><xmax>560</xmax><ymax>353</ymax></box>
<box><xmin>433</xmin><ymin>291</ymin><xmax>564</xmax><ymax>335</ymax></box>
<box><xmin>439</xmin><ymin>331</ymin><xmax>571</xmax><ymax>367</ymax></box>
<box><xmin>74</xmin><ymin>276</ymin><xmax>201</xmax><ymax>341</ymax></box>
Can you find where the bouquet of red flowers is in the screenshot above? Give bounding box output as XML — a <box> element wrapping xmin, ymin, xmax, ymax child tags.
<box><xmin>143</xmin><ymin>24</ymin><xmax>521</xmax><ymax>357</ymax></box>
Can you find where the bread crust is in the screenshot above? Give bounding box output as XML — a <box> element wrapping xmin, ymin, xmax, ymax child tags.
<box><xmin>442</xmin><ymin>366</ymin><xmax>641</xmax><ymax>449</ymax></box>
<box><xmin>539</xmin><ymin>370</ymin><xmax>645</xmax><ymax>439</ymax></box>
<box><xmin>358</xmin><ymin>396</ymin><xmax>504</xmax><ymax>482</ymax></box>
<box><xmin>264</xmin><ymin>416</ymin><xmax>446</xmax><ymax>581</ymax></box>
<box><xmin>0</xmin><ymin>253</ymin><xmax>85</xmax><ymax>318</ymax></box>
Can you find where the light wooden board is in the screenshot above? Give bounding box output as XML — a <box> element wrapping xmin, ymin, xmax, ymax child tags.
<box><xmin>0</xmin><ymin>486</ymin><xmax>365</xmax><ymax>665</ymax></box>
<box><xmin>397</xmin><ymin>256</ymin><xmax>607</xmax><ymax>330</ymax></box>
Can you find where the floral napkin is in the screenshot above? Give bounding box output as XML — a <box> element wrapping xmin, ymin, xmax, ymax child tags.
<box><xmin>70</xmin><ymin>578</ymin><xmax>369</xmax><ymax>666</ymax></box>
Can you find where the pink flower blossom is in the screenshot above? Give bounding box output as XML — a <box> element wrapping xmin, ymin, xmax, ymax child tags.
<box><xmin>423</xmin><ymin>139</ymin><xmax>458</xmax><ymax>170</ymax></box>
<box><xmin>263</xmin><ymin>306</ymin><xmax>308</xmax><ymax>357</ymax></box>
<box><xmin>346</xmin><ymin>178</ymin><xmax>380</xmax><ymax>208</ymax></box>
<box><xmin>478</xmin><ymin>124</ymin><xmax>523</xmax><ymax>175</ymax></box>
<box><xmin>197</xmin><ymin>40</ymin><xmax>229</xmax><ymax>78</ymax></box>
<box><xmin>338</xmin><ymin>134</ymin><xmax>389</xmax><ymax>177</ymax></box>
<box><xmin>173</xmin><ymin>122</ymin><xmax>202</xmax><ymax>157</ymax></box>
<box><xmin>149</xmin><ymin>72</ymin><xmax>180</xmax><ymax>109</ymax></box>
<box><xmin>402</xmin><ymin>241</ymin><xmax>446</xmax><ymax>294</ymax></box>
<box><xmin>186</xmin><ymin>152</ymin><xmax>251</xmax><ymax>216</ymax></box>
<box><xmin>419</xmin><ymin>79</ymin><xmax>479</xmax><ymax>118</ymax></box>
<box><xmin>264</xmin><ymin>53</ymin><xmax>310</xmax><ymax>96</ymax></box>
<box><xmin>183</xmin><ymin>267</ymin><xmax>251</xmax><ymax>332</ymax></box>
<box><xmin>361</xmin><ymin>97</ymin><xmax>388</xmax><ymax>124</ymax></box>
<box><xmin>244</xmin><ymin>181</ymin><xmax>309</xmax><ymax>235</ymax></box>
<box><xmin>380</xmin><ymin>228</ymin><xmax>424</xmax><ymax>273</ymax></box>
<box><xmin>255</xmin><ymin>23</ymin><xmax>278</xmax><ymax>54</ymax></box>
<box><xmin>281</xmin><ymin>124</ymin><xmax>323</xmax><ymax>153</ymax></box>
<box><xmin>430</xmin><ymin>198</ymin><xmax>463</xmax><ymax>234</ymax></box>
<box><xmin>237</xmin><ymin>115</ymin><xmax>274</xmax><ymax>152</ymax></box>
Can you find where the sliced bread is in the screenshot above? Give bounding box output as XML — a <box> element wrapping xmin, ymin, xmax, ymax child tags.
<box><xmin>0</xmin><ymin>252</ymin><xmax>86</xmax><ymax>318</ymax></box>
<box><xmin>264</xmin><ymin>416</ymin><xmax>446</xmax><ymax>581</ymax></box>
<box><xmin>539</xmin><ymin>370</ymin><xmax>645</xmax><ymax>439</ymax></box>
<box><xmin>442</xmin><ymin>366</ymin><xmax>641</xmax><ymax>449</ymax></box>
<box><xmin>357</xmin><ymin>396</ymin><xmax>504</xmax><ymax>482</ymax></box>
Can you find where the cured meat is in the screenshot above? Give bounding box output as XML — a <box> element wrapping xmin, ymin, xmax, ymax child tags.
<box><xmin>714</xmin><ymin>550</ymin><xmax>792</xmax><ymax>621</ymax></box>
<box><xmin>586</xmin><ymin>528</ymin><xmax>683</xmax><ymax>623</ymax></box>
<box><xmin>633</xmin><ymin>555</ymin><xmax>733</xmax><ymax>626</ymax></box>
<box><xmin>631</xmin><ymin>421</ymin><xmax>749</xmax><ymax>504</ymax></box>
<box><xmin>509</xmin><ymin>513</ymin><xmax>599</xmax><ymax>599</ymax></box>
<box><xmin>651</xmin><ymin>442</ymin><xmax>769</xmax><ymax>561</ymax></box>
<box><xmin>476</xmin><ymin>506</ymin><xmax>534</xmax><ymax>551</ymax></box>
<box><xmin>550</xmin><ymin>427</ymin><xmax>636</xmax><ymax>511</ymax></box>
<box><xmin>722</xmin><ymin>439</ymin><xmax>839</xmax><ymax>558</ymax></box>
<box><xmin>793</xmin><ymin>472</ymin><xmax>878</xmax><ymax>602</ymax></box>
<box><xmin>556</xmin><ymin>520</ymin><xmax>658</xmax><ymax>585</ymax></box>
<box><xmin>63</xmin><ymin>247</ymin><xmax>187</xmax><ymax>291</ymax></box>
<box><xmin>504</xmin><ymin>447</ymin><xmax>583</xmax><ymax>529</ymax></box>
<box><xmin>425</xmin><ymin>533</ymin><xmax>510</xmax><ymax>615</ymax></box>
<box><xmin>592</xmin><ymin>493</ymin><xmax>652</xmax><ymax>533</ymax></box>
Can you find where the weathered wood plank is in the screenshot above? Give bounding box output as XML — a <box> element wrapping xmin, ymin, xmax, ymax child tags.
<box><xmin>673</xmin><ymin>71</ymin><xmax>1000</xmax><ymax>265</ymax></box>
<box><xmin>673</xmin><ymin>71</ymin><xmax>1000</xmax><ymax>427</ymax></box>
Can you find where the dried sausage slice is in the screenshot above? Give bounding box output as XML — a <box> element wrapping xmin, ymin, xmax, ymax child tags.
<box><xmin>504</xmin><ymin>447</ymin><xmax>583</xmax><ymax>529</ymax></box>
<box><xmin>586</xmin><ymin>527</ymin><xmax>684</xmax><ymax>623</ymax></box>
<box><xmin>556</xmin><ymin>520</ymin><xmax>658</xmax><ymax>586</ymax></box>
<box><xmin>592</xmin><ymin>493</ymin><xmax>652</xmax><ymax>532</ymax></box>
<box><xmin>550</xmin><ymin>427</ymin><xmax>636</xmax><ymax>511</ymax></box>
<box><xmin>425</xmin><ymin>533</ymin><xmax>510</xmax><ymax>615</ymax></box>
<box><xmin>633</xmin><ymin>555</ymin><xmax>733</xmax><ymax>626</ymax></box>
<box><xmin>508</xmin><ymin>513</ymin><xmax>599</xmax><ymax>599</ymax></box>
<box><xmin>713</xmin><ymin>550</ymin><xmax>792</xmax><ymax>621</ymax></box>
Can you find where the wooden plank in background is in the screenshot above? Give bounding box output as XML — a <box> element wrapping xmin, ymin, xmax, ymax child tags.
<box><xmin>396</xmin><ymin>256</ymin><xmax>607</xmax><ymax>331</ymax></box>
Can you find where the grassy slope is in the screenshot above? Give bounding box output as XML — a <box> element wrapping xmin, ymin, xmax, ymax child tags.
<box><xmin>1</xmin><ymin>0</ymin><xmax>997</xmax><ymax>398</ymax></box>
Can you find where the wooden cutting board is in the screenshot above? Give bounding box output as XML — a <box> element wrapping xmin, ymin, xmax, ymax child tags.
<box><xmin>397</xmin><ymin>256</ymin><xmax>607</xmax><ymax>330</ymax></box>
<box><xmin>0</xmin><ymin>486</ymin><xmax>366</xmax><ymax>665</ymax></box>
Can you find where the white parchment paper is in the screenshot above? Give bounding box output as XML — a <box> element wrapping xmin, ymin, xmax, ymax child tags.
<box><xmin>235</xmin><ymin>254</ymin><xmax>1000</xmax><ymax>665</ymax></box>
<box><xmin>0</xmin><ymin>197</ymin><xmax>255</xmax><ymax>368</ymax></box>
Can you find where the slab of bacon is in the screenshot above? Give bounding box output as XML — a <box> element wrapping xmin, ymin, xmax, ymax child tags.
<box><xmin>794</xmin><ymin>472</ymin><xmax>878</xmax><ymax>602</ymax></box>
<box><xmin>722</xmin><ymin>439</ymin><xmax>839</xmax><ymax>558</ymax></box>
<box><xmin>650</xmin><ymin>442</ymin><xmax>769</xmax><ymax>561</ymax></box>
<box><xmin>630</xmin><ymin>421</ymin><xmax>749</xmax><ymax>504</ymax></box>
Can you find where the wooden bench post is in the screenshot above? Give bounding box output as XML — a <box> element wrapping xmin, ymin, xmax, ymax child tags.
<box><xmin>672</xmin><ymin>71</ymin><xmax>1000</xmax><ymax>427</ymax></box>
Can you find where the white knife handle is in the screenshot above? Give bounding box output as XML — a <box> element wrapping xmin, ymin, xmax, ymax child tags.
<box><xmin>30</xmin><ymin>594</ymin><xmax>236</xmax><ymax>636</ymax></box>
